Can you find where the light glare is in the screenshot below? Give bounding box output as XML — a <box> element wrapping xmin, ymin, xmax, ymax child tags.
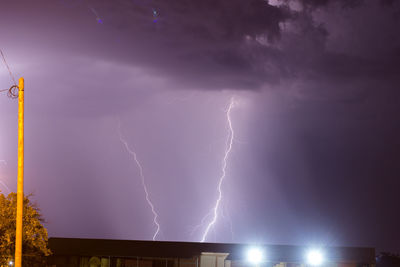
<box><xmin>306</xmin><ymin>250</ymin><xmax>324</xmax><ymax>266</ymax></box>
<box><xmin>247</xmin><ymin>248</ymin><xmax>263</xmax><ymax>264</ymax></box>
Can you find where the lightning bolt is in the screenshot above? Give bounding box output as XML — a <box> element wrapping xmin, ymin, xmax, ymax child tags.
<box><xmin>201</xmin><ymin>97</ymin><xmax>236</xmax><ymax>242</ymax></box>
<box><xmin>117</xmin><ymin>121</ymin><xmax>161</xmax><ymax>241</ymax></box>
<box><xmin>188</xmin><ymin>210</ymin><xmax>213</xmax><ymax>236</ymax></box>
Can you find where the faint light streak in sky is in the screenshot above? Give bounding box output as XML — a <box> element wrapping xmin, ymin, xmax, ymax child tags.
<box><xmin>0</xmin><ymin>160</ymin><xmax>10</xmax><ymax>194</ymax></box>
<box><xmin>0</xmin><ymin>180</ymin><xmax>10</xmax><ymax>194</ymax></box>
<box><xmin>201</xmin><ymin>97</ymin><xmax>236</xmax><ymax>242</ymax></box>
<box><xmin>89</xmin><ymin>7</ymin><xmax>103</xmax><ymax>24</ymax></box>
<box><xmin>117</xmin><ymin>120</ymin><xmax>161</xmax><ymax>241</ymax></box>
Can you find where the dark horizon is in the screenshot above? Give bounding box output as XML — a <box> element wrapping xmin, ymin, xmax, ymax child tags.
<box><xmin>48</xmin><ymin>237</ymin><xmax>376</xmax><ymax>263</ymax></box>
<box><xmin>0</xmin><ymin>0</ymin><xmax>399</xmax><ymax>253</ymax></box>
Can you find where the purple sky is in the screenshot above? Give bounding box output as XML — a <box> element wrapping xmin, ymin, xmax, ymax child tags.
<box><xmin>0</xmin><ymin>0</ymin><xmax>399</xmax><ymax>253</ymax></box>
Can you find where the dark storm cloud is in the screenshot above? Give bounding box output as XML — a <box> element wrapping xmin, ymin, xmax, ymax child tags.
<box><xmin>88</xmin><ymin>0</ymin><xmax>400</xmax><ymax>92</ymax></box>
<box><xmin>4</xmin><ymin>0</ymin><xmax>399</xmax><ymax>94</ymax></box>
<box><xmin>263</xmin><ymin>0</ymin><xmax>400</xmax><ymax>102</ymax></box>
<box><xmin>297</xmin><ymin>0</ymin><xmax>363</xmax><ymax>8</ymax></box>
<box><xmin>102</xmin><ymin>0</ymin><xmax>287</xmax><ymax>41</ymax></box>
<box><xmin>290</xmin><ymin>0</ymin><xmax>394</xmax><ymax>9</ymax></box>
<box><xmin>89</xmin><ymin>0</ymin><xmax>291</xmax><ymax>89</ymax></box>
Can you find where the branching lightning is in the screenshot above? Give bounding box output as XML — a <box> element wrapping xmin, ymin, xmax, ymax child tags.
<box><xmin>188</xmin><ymin>210</ymin><xmax>213</xmax><ymax>236</ymax></box>
<box><xmin>117</xmin><ymin>121</ymin><xmax>161</xmax><ymax>241</ymax></box>
<box><xmin>201</xmin><ymin>97</ymin><xmax>236</xmax><ymax>242</ymax></box>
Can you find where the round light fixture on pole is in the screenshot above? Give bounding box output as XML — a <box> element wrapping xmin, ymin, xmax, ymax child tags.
<box><xmin>306</xmin><ymin>249</ymin><xmax>324</xmax><ymax>266</ymax></box>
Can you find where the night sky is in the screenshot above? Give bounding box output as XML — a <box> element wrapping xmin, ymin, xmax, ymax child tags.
<box><xmin>1</xmin><ymin>0</ymin><xmax>399</xmax><ymax>253</ymax></box>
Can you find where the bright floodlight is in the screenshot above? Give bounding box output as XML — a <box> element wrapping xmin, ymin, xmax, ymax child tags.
<box><xmin>306</xmin><ymin>250</ymin><xmax>324</xmax><ymax>266</ymax></box>
<box><xmin>247</xmin><ymin>248</ymin><xmax>263</xmax><ymax>264</ymax></box>
<box><xmin>9</xmin><ymin>261</ymin><xmax>13</xmax><ymax>266</ymax></box>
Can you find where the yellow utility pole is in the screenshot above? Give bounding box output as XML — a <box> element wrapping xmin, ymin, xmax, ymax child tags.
<box><xmin>15</xmin><ymin>77</ymin><xmax>24</xmax><ymax>267</ymax></box>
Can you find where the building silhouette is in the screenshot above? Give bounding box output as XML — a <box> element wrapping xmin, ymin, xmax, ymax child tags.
<box><xmin>47</xmin><ymin>238</ymin><xmax>375</xmax><ymax>267</ymax></box>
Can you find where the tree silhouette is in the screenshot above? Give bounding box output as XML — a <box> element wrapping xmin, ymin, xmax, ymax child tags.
<box><xmin>0</xmin><ymin>192</ymin><xmax>51</xmax><ymax>266</ymax></box>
